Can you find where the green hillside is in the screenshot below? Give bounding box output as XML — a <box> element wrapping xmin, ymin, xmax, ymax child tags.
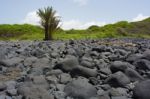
<box><xmin>0</xmin><ymin>18</ymin><xmax>150</xmax><ymax>40</ymax></box>
<box><xmin>0</xmin><ymin>24</ymin><xmax>44</xmax><ymax>40</ymax></box>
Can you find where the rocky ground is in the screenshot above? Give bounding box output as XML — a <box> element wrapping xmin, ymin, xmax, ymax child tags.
<box><xmin>0</xmin><ymin>38</ymin><xmax>150</xmax><ymax>99</ymax></box>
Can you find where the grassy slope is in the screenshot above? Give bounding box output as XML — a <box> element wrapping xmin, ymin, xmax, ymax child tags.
<box><xmin>0</xmin><ymin>24</ymin><xmax>44</xmax><ymax>40</ymax></box>
<box><xmin>0</xmin><ymin>18</ymin><xmax>150</xmax><ymax>40</ymax></box>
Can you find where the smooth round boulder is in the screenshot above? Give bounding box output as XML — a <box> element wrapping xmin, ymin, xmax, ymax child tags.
<box><xmin>124</xmin><ymin>68</ymin><xmax>144</xmax><ymax>82</ymax></box>
<box><xmin>110</xmin><ymin>61</ymin><xmax>129</xmax><ymax>73</ymax></box>
<box><xmin>64</xmin><ymin>77</ymin><xmax>97</xmax><ymax>99</ymax></box>
<box><xmin>133</xmin><ymin>80</ymin><xmax>150</xmax><ymax>99</ymax></box>
<box><xmin>133</xmin><ymin>59</ymin><xmax>150</xmax><ymax>70</ymax></box>
<box><xmin>54</xmin><ymin>55</ymin><xmax>79</xmax><ymax>72</ymax></box>
<box><xmin>126</xmin><ymin>54</ymin><xmax>143</xmax><ymax>62</ymax></box>
<box><xmin>143</xmin><ymin>50</ymin><xmax>150</xmax><ymax>61</ymax></box>
<box><xmin>105</xmin><ymin>71</ymin><xmax>130</xmax><ymax>87</ymax></box>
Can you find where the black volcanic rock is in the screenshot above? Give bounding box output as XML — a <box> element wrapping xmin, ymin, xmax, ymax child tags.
<box><xmin>18</xmin><ymin>82</ymin><xmax>52</xmax><ymax>99</ymax></box>
<box><xmin>110</xmin><ymin>61</ymin><xmax>129</xmax><ymax>73</ymax></box>
<box><xmin>124</xmin><ymin>68</ymin><xmax>144</xmax><ymax>82</ymax></box>
<box><xmin>133</xmin><ymin>80</ymin><xmax>150</xmax><ymax>99</ymax></box>
<box><xmin>54</xmin><ymin>55</ymin><xmax>79</xmax><ymax>72</ymax></box>
<box><xmin>126</xmin><ymin>54</ymin><xmax>143</xmax><ymax>62</ymax></box>
<box><xmin>0</xmin><ymin>82</ymin><xmax>7</xmax><ymax>91</ymax></box>
<box><xmin>143</xmin><ymin>50</ymin><xmax>150</xmax><ymax>61</ymax></box>
<box><xmin>0</xmin><ymin>39</ymin><xmax>150</xmax><ymax>99</ymax></box>
<box><xmin>133</xmin><ymin>59</ymin><xmax>150</xmax><ymax>70</ymax></box>
<box><xmin>70</xmin><ymin>65</ymin><xmax>98</xmax><ymax>78</ymax></box>
<box><xmin>64</xmin><ymin>77</ymin><xmax>97</xmax><ymax>99</ymax></box>
<box><xmin>105</xmin><ymin>71</ymin><xmax>130</xmax><ymax>87</ymax></box>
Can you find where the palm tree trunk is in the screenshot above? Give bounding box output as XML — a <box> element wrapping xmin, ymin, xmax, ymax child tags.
<box><xmin>44</xmin><ymin>26</ymin><xmax>49</xmax><ymax>40</ymax></box>
<box><xmin>49</xmin><ymin>30</ymin><xmax>53</xmax><ymax>40</ymax></box>
<box><xmin>49</xmin><ymin>32</ymin><xmax>53</xmax><ymax>40</ymax></box>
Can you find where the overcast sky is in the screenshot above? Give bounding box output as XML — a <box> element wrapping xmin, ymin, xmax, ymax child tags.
<box><xmin>0</xmin><ymin>0</ymin><xmax>150</xmax><ymax>29</ymax></box>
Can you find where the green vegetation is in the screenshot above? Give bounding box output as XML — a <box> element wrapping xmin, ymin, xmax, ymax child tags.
<box><xmin>0</xmin><ymin>24</ymin><xmax>44</xmax><ymax>40</ymax></box>
<box><xmin>0</xmin><ymin>17</ymin><xmax>150</xmax><ymax>40</ymax></box>
<box><xmin>37</xmin><ymin>6</ymin><xmax>60</xmax><ymax>40</ymax></box>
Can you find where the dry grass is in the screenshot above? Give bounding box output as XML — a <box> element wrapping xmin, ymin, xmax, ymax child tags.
<box><xmin>98</xmin><ymin>40</ymin><xmax>136</xmax><ymax>47</ymax></box>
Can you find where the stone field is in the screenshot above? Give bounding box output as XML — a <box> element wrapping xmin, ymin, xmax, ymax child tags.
<box><xmin>0</xmin><ymin>38</ymin><xmax>150</xmax><ymax>99</ymax></box>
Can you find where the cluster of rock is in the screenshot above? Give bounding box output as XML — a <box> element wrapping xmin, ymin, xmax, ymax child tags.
<box><xmin>0</xmin><ymin>38</ymin><xmax>150</xmax><ymax>99</ymax></box>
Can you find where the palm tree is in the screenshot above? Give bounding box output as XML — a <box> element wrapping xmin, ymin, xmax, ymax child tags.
<box><xmin>37</xmin><ymin>7</ymin><xmax>60</xmax><ymax>40</ymax></box>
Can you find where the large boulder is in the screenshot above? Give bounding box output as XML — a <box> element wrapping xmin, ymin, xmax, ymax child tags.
<box><xmin>110</xmin><ymin>61</ymin><xmax>132</xmax><ymax>73</ymax></box>
<box><xmin>124</xmin><ymin>68</ymin><xmax>144</xmax><ymax>82</ymax></box>
<box><xmin>133</xmin><ymin>80</ymin><xmax>150</xmax><ymax>99</ymax></box>
<box><xmin>105</xmin><ymin>71</ymin><xmax>130</xmax><ymax>87</ymax></box>
<box><xmin>54</xmin><ymin>55</ymin><xmax>79</xmax><ymax>72</ymax></box>
<box><xmin>133</xmin><ymin>59</ymin><xmax>150</xmax><ymax>70</ymax></box>
<box><xmin>126</xmin><ymin>54</ymin><xmax>143</xmax><ymax>62</ymax></box>
<box><xmin>143</xmin><ymin>50</ymin><xmax>150</xmax><ymax>61</ymax></box>
<box><xmin>64</xmin><ymin>77</ymin><xmax>97</xmax><ymax>99</ymax></box>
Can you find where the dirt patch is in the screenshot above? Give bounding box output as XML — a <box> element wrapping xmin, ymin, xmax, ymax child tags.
<box><xmin>0</xmin><ymin>67</ymin><xmax>21</xmax><ymax>81</ymax></box>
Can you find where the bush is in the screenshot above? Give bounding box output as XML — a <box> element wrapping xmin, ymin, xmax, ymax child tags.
<box><xmin>88</xmin><ymin>25</ymin><xmax>100</xmax><ymax>32</ymax></box>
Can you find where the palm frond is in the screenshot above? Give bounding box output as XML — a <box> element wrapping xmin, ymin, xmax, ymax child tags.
<box><xmin>37</xmin><ymin>6</ymin><xmax>60</xmax><ymax>40</ymax></box>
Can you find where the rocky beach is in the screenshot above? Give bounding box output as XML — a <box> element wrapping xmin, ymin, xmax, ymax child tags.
<box><xmin>0</xmin><ymin>38</ymin><xmax>150</xmax><ymax>99</ymax></box>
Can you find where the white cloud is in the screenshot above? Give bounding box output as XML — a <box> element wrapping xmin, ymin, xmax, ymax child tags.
<box><xmin>132</xmin><ymin>14</ymin><xmax>149</xmax><ymax>22</ymax></box>
<box><xmin>72</xmin><ymin>0</ymin><xmax>88</xmax><ymax>6</ymax></box>
<box><xmin>61</xmin><ymin>20</ymin><xmax>106</xmax><ymax>30</ymax></box>
<box><xmin>22</xmin><ymin>11</ymin><xmax>106</xmax><ymax>30</ymax></box>
<box><xmin>22</xmin><ymin>11</ymin><xmax>40</xmax><ymax>25</ymax></box>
